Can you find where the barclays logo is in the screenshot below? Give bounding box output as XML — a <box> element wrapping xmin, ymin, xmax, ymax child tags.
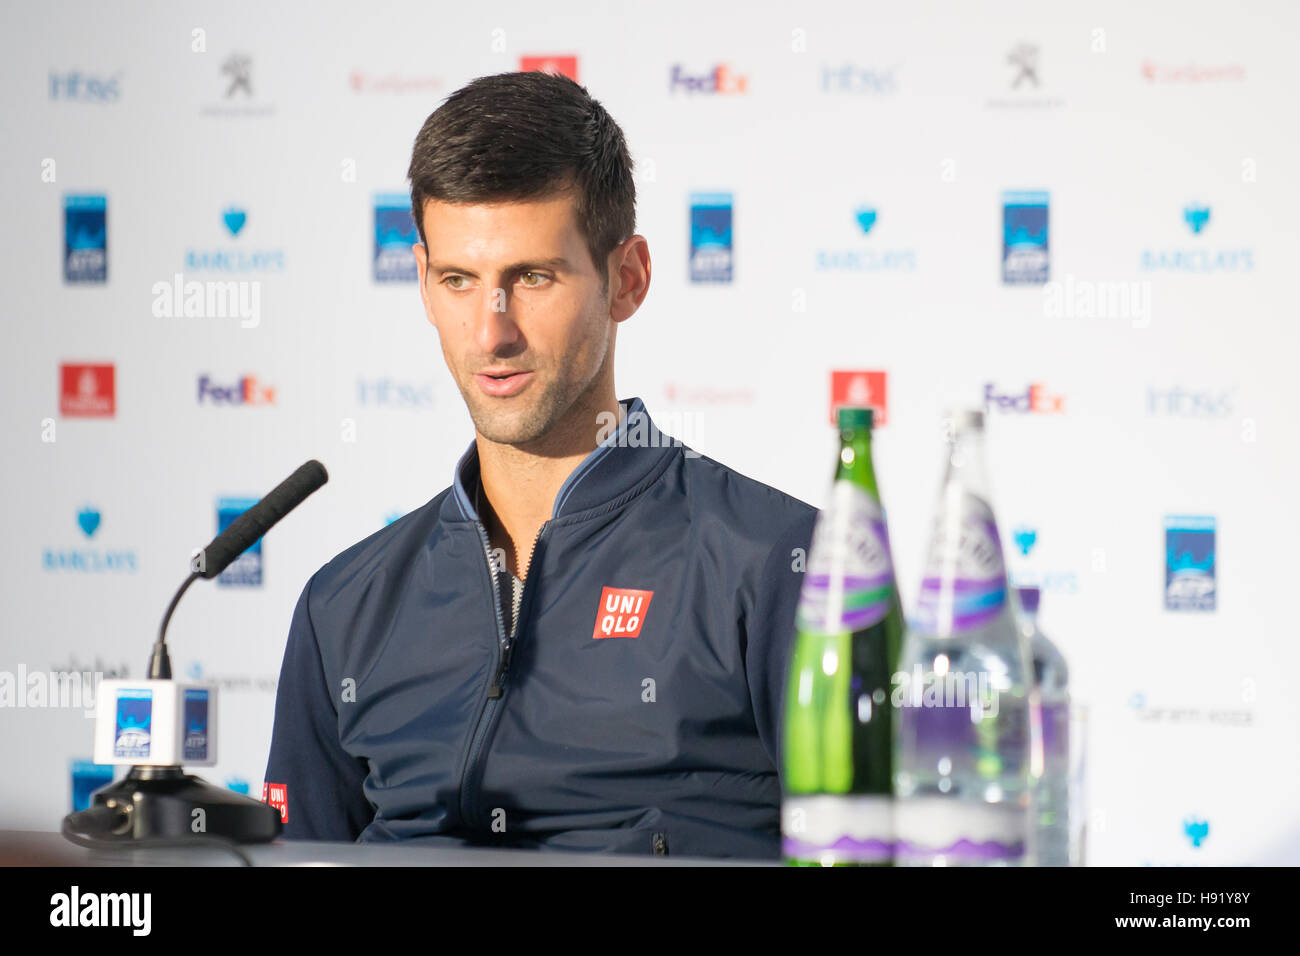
<box><xmin>1183</xmin><ymin>817</ymin><xmax>1209</xmax><ymax>849</ymax></box>
<box><xmin>815</xmin><ymin>205</ymin><xmax>917</xmax><ymax>272</ymax></box>
<box><xmin>1140</xmin><ymin>204</ymin><xmax>1253</xmax><ymax>274</ymax></box>
<box><xmin>77</xmin><ymin>506</ymin><xmax>100</xmax><ymax>538</ymax></box>
<box><xmin>223</xmin><ymin>206</ymin><xmax>247</xmax><ymax>237</ymax></box>
<box><xmin>1012</xmin><ymin>526</ymin><xmax>1037</xmax><ymax>556</ymax></box>
<box><xmin>1183</xmin><ymin>204</ymin><xmax>1210</xmax><ymax>234</ymax></box>
<box><xmin>184</xmin><ymin>206</ymin><xmax>285</xmax><ymax>273</ymax></box>
<box><xmin>43</xmin><ymin>507</ymin><xmax>138</xmax><ymax>573</ymax></box>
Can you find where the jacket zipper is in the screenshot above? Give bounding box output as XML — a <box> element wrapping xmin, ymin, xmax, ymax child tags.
<box><xmin>457</xmin><ymin>520</ymin><xmax>547</xmax><ymax>829</ymax></box>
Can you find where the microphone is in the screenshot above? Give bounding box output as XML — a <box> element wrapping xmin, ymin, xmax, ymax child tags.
<box><xmin>194</xmin><ymin>459</ymin><xmax>328</xmax><ymax>579</ymax></box>
<box><xmin>62</xmin><ymin>460</ymin><xmax>329</xmax><ymax>857</ymax></box>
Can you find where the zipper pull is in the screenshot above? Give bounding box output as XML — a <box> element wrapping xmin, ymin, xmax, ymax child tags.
<box><xmin>487</xmin><ymin>642</ymin><xmax>512</xmax><ymax>699</ymax></box>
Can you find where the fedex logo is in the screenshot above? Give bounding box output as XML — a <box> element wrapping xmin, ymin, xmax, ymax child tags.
<box><xmin>198</xmin><ymin>374</ymin><xmax>276</xmax><ymax>405</ymax></box>
<box><xmin>263</xmin><ymin>782</ymin><xmax>288</xmax><ymax>822</ymax></box>
<box><xmin>983</xmin><ymin>382</ymin><xmax>1065</xmax><ymax>414</ymax></box>
<box><xmin>593</xmin><ymin>587</ymin><xmax>654</xmax><ymax>639</ymax></box>
<box><xmin>670</xmin><ymin>63</ymin><xmax>749</xmax><ymax>94</ymax></box>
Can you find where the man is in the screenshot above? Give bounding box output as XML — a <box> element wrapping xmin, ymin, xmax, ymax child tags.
<box><xmin>263</xmin><ymin>70</ymin><xmax>815</xmax><ymax>859</ymax></box>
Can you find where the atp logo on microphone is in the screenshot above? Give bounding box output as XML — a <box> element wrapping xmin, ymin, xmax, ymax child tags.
<box><xmin>113</xmin><ymin>689</ymin><xmax>152</xmax><ymax>759</ymax></box>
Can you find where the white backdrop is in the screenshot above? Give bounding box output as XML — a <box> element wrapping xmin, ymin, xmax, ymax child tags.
<box><xmin>2</xmin><ymin>0</ymin><xmax>1298</xmax><ymax>865</ymax></box>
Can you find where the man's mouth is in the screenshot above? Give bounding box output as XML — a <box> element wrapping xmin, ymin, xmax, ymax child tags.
<box><xmin>475</xmin><ymin>369</ymin><xmax>534</xmax><ymax>397</ymax></box>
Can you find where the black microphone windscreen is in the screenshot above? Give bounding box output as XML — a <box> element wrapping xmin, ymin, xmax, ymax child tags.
<box><xmin>196</xmin><ymin>460</ymin><xmax>328</xmax><ymax>579</ymax></box>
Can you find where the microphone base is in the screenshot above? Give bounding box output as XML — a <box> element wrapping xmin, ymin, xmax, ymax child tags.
<box><xmin>76</xmin><ymin>766</ymin><xmax>282</xmax><ymax>844</ymax></box>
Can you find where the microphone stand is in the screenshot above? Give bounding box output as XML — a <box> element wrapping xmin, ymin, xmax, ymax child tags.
<box><xmin>60</xmin><ymin>570</ymin><xmax>283</xmax><ymax>860</ymax></box>
<box><xmin>58</xmin><ymin>458</ymin><xmax>332</xmax><ymax>859</ymax></box>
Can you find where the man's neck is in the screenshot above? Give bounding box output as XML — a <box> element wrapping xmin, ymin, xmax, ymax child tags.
<box><xmin>476</xmin><ymin>391</ymin><xmax>622</xmax><ymax>580</ymax></box>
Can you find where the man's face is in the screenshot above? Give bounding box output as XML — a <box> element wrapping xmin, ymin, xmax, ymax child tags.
<box><xmin>414</xmin><ymin>192</ymin><xmax>614</xmax><ymax>447</ymax></box>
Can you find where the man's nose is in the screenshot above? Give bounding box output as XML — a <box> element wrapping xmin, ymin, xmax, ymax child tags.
<box><xmin>473</xmin><ymin>290</ymin><xmax>523</xmax><ymax>355</ymax></box>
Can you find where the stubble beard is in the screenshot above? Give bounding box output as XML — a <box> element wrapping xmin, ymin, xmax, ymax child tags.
<box><xmin>462</xmin><ymin>324</ymin><xmax>611</xmax><ymax>450</ymax></box>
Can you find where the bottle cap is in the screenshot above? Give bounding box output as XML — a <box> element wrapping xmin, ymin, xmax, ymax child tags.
<box><xmin>945</xmin><ymin>408</ymin><xmax>985</xmax><ymax>432</ymax></box>
<box><xmin>837</xmin><ymin>406</ymin><xmax>874</xmax><ymax>431</ymax></box>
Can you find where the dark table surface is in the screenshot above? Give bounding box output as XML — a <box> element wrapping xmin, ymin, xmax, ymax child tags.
<box><xmin>0</xmin><ymin>830</ymin><xmax>768</xmax><ymax>867</ymax></box>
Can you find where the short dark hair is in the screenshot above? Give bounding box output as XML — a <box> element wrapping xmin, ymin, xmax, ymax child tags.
<box><xmin>407</xmin><ymin>71</ymin><xmax>636</xmax><ymax>295</ymax></box>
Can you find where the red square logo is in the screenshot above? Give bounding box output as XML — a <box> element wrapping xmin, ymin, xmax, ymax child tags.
<box><xmin>263</xmin><ymin>782</ymin><xmax>288</xmax><ymax>823</ymax></box>
<box><xmin>519</xmin><ymin>55</ymin><xmax>578</xmax><ymax>81</ymax></box>
<box><xmin>593</xmin><ymin>587</ymin><xmax>654</xmax><ymax>639</ymax></box>
<box><xmin>830</xmin><ymin>370</ymin><xmax>887</xmax><ymax>426</ymax></box>
<box><xmin>60</xmin><ymin>363</ymin><xmax>115</xmax><ymax>418</ymax></box>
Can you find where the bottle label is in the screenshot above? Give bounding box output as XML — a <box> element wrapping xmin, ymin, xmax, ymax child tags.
<box><xmin>796</xmin><ymin>481</ymin><xmax>896</xmax><ymax>634</ymax></box>
<box><xmin>894</xmin><ymin>795</ymin><xmax>1028</xmax><ymax>863</ymax></box>
<box><xmin>782</xmin><ymin>794</ymin><xmax>894</xmax><ymax>863</ymax></box>
<box><xmin>915</xmin><ymin>491</ymin><xmax>1007</xmax><ymax>634</ymax></box>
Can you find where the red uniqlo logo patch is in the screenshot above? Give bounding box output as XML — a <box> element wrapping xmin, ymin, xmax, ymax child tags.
<box><xmin>830</xmin><ymin>370</ymin><xmax>887</xmax><ymax>426</ymax></box>
<box><xmin>263</xmin><ymin>782</ymin><xmax>288</xmax><ymax>823</ymax></box>
<box><xmin>593</xmin><ymin>587</ymin><xmax>654</xmax><ymax>639</ymax></box>
<box><xmin>519</xmin><ymin>55</ymin><xmax>579</xmax><ymax>81</ymax></box>
<box><xmin>60</xmin><ymin>363</ymin><xmax>115</xmax><ymax>418</ymax></box>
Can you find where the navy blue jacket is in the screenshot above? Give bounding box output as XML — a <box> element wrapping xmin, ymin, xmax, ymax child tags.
<box><xmin>263</xmin><ymin>397</ymin><xmax>816</xmax><ymax>858</ymax></box>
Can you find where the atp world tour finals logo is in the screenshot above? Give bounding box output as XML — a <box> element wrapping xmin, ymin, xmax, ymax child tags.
<box><xmin>64</xmin><ymin>194</ymin><xmax>107</xmax><ymax>284</ymax></box>
<box><xmin>1002</xmin><ymin>190</ymin><xmax>1049</xmax><ymax>285</ymax></box>
<box><xmin>373</xmin><ymin>193</ymin><xmax>418</xmax><ymax>282</ymax></box>
<box><xmin>215</xmin><ymin>497</ymin><xmax>263</xmax><ymax>587</ymax></box>
<box><xmin>113</xmin><ymin>688</ymin><xmax>152</xmax><ymax>759</ymax></box>
<box><xmin>183</xmin><ymin>688</ymin><xmax>210</xmax><ymax>761</ymax></box>
<box><xmin>689</xmin><ymin>192</ymin><xmax>733</xmax><ymax>283</ymax></box>
<box><xmin>1165</xmin><ymin>515</ymin><xmax>1215</xmax><ymax>612</ymax></box>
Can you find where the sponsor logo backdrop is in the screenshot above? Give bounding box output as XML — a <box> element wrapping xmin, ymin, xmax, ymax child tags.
<box><xmin>2</xmin><ymin>0</ymin><xmax>1297</xmax><ymax>864</ymax></box>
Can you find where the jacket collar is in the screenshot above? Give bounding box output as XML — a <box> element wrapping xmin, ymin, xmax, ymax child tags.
<box><xmin>442</xmin><ymin>396</ymin><xmax>680</xmax><ymax>524</ymax></box>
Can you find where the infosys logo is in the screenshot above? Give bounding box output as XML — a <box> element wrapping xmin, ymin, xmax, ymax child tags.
<box><xmin>198</xmin><ymin>374</ymin><xmax>275</xmax><ymax>406</ymax></box>
<box><xmin>983</xmin><ymin>382</ymin><xmax>1065</xmax><ymax>414</ymax></box>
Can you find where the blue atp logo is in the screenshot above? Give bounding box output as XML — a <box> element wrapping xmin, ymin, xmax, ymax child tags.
<box><xmin>1183</xmin><ymin>204</ymin><xmax>1210</xmax><ymax>235</ymax></box>
<box><xmin>222</xmin><ymin>206</ymin><xmax>247</xmax><ymax>237</ymax></box>
<box><xmin>77</xmin><ymin>507</ymin><xmax>100</xmax><ymax>538</ymax></box>
<box><xmin>1183</xmin><ymin>817</ymin><xmax>1209</xmax><ymax>848</ymax></box>
<box><xmin>1013</xmin><ymin>525</ymin><xmax>1037</xmax><ymax>556</ymax></box>
<box><xmin>855</xmin><ymin>206</ymin><xmax>878</xmax><ymax>235</ymax></box>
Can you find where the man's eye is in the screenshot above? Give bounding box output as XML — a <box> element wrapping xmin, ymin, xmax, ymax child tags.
<box><xmin>443</xmin><ymin>275</ymin><xmax>467</xmax><ymax>290</ymax></box>
<box><xmin>520</xmin><ymin>272</ymin><xmax>546</xmax><ymax>287</ymax></box>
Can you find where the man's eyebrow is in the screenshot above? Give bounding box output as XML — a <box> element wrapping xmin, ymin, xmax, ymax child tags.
<box><xmin>427</xmin><ymin>257</ymin><xmax>572</xmax><ymax>277</ymax></box>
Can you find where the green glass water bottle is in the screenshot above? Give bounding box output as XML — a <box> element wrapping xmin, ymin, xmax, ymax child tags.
<box><xmin>781</xmin><ymin>406</ymin><xmax>905</xmax><ymax>866</ymax></box>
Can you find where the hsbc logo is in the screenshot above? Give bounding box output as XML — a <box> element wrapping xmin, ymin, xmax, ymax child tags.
<box><xmin>593</xmin><ymin>587</ymin><xmax>654</xmax><ymax>639</ymax></box>
<box><xmin>983</xmin><ymin>382</ymin><xmax>1065</xmax><ymax>414</ymax></box>
<box><xmin>60</xmin><ymin>363</ymin><xmax>115</xmax><ymax>418</ymax></box>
